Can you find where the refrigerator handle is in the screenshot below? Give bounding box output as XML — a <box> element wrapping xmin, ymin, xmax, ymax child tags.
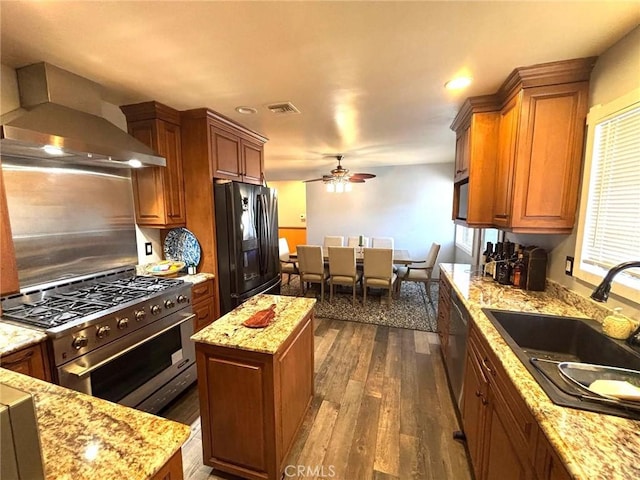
<box><xmin>256</xmin><ymin>193</ymin><xmax>267</xmax><ymax>275</ymax></box>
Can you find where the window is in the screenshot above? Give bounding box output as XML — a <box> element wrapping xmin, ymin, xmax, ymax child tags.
<box><xmin>575</xmin><ymin>89</ymin><xmax>640</xmax><ymax>302</ymax></box>
<box><xmin>455</xmin><ymin>224</ymin><xmax>474</xmax><ymax>256</ymax></box>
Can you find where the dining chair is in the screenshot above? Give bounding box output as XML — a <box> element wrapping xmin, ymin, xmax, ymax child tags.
<box><xmin>396</xmin><ymin>242</ymin><xmax>441</xmax><ymax>304</ymax></box>
<box><xmin>323</xmin><ymin>236</ymin><xmax>344</xmax><ymax>247</ymax></box>
<box><xmin>362</xmin><ymin>248</ymin><xmax>397</xmax><ymax>305</ymax></box>
<box><xmin>296</xmin><ymin>245</ymin><xmax>328</xmax><ymax>302</ymax></box>
<box><xmin>278</xmin><ymin>238</ymin><xmax>298</xmax><ymax>285</ymax></box>
<box><xmin>347</xmin><ymin>236</ymin><xmax>370</xmax><ymax>247</ymax></box>
<box><xmin>371</xmin><ymin>237</ymin><xmax>394</xmax><ymax>249</ymax></box>
<box><xmin>328</xmin><ymin>246</ymin><xmax>362</xmax><ymax>305</ymax></box>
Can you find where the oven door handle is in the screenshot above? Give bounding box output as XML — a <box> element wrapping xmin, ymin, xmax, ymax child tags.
<box><xmin>63</xmin><ymin>313</ymin><xmax>196</xmax><ymax>379</ymax></box>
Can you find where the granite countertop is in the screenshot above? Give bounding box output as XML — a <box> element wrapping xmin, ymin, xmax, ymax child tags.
<box><xmin>440</xmin><ymin>263</ymin><xmax>640</xmax><ymax>480</ymax></box>
<box><xmin>0</xmin><ymin>322</ymin><xmax>48</xmax><ymax>356</ymax></box>
<box><xmin>0</xmin><ymin>368</ymin><xmax>190</xmax><ymax>480</ymax></box>
<box><xmin>178</xmin><ymin>272</ymin><xmax>215</xmax><ymax>285</ymax></box>
<box><xmin>191</xmin><ymin>294</ymin><xmax>316</xmax><ymax>354</ymax></box>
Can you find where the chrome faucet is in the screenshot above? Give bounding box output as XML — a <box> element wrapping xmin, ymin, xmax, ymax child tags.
<box><xmin>590</xmin><ymin>261</ymin><xmax>640</xmax><ymax>302</ymax></box>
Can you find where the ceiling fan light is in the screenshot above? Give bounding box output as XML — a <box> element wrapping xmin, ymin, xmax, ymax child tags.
<box><xmin>345</xmin><ymin>182</ymin><xmax>352</xmax><ymax>192</ymax></box>
<box><xmin>335</xmin><ymin>182</ymin><xmax>345</xmax><ymax>193</ymax></box>
<box><xmin>326</xmin><ymin>182</ymin><xmax>335</xmax><ymax>193</ymax></box>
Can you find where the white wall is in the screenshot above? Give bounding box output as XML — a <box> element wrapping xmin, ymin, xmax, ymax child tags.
<box><xmin>306</xmin><ymin>163</ymin><xmax>455</xmax><ymax>275</ymax></box>
<box><xmin>268</xmin><ymin>180</ymin><xmax>307</xmax><ymax>228</ymax></box>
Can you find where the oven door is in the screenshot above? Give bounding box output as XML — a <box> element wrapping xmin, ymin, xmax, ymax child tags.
<box><xmin>58</xmin><ymin>311</ymin><xmax>196</xmax><ymax>413</ymax></box>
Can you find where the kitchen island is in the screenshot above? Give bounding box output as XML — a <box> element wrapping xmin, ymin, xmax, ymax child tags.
<box><xmin>0</xmin><ymin>367</ymin><xmax>190</xmax><ymax>480</ymax></box>
<box><xmin>192</xmin><ymin>294</ymin><xmax>316</xmax><ymax>480</ymax></box>
<box><xmin>440</xmin><ymin>263</ymin><xmax>640</xmax><ymax>480</ymax></box>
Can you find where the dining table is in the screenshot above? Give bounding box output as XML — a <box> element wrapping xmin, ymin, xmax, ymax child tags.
<box><xmin>289</xmin><ymin>248</ymin><xmax>415</xmax><ymax>265</ymax></box>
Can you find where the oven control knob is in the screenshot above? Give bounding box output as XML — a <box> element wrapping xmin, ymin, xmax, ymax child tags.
<box><xmin>117</xmin><ymin>318</ymin><xmax>129</xmax><ymax>330</ymax></box>
<box><xmin>164</xmin><ymin>299</ymin><xmax>175</xmax><ymax>309</ymax></box>
<box><xmin>151</xmin><ymin>305</ymin><xmax>161</xmax><ymax>315</ymax></box>
<box><xmin>135</xmin><ymin>309</ymin><xmax>146</xmax><ymax>322</ymax></box>
<box><xmin>72</xmin><ymin>336</ymin><xmax>88</xmax><ymax>350</ymax></box>
<box><xmin>177</xmin><ymin>295</ymin><xmax>188</xmax><ymax>304</ymax></box>
<box><xmin>96</xmin><ymin>326</ymin><xmax>111</xmax><ymax>339</ymax></box>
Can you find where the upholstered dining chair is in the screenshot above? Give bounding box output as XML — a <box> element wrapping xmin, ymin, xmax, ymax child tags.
<box><xmin>296</xmin><ymin>245</ymin><xmax>328</xmax><ymax>302</ymax></box>
<box><xmin>278</xmin><ymin>238</ymin><xmax>298</xmax><ymax>285</ymax></box>
<box><xmin>347</xmin><ymin>236</ymin><xmax>370</xmax><ymax>247</ymax></box>
<box><xmin>328</xmin><ymin>246</ymin><xmax>362</xmax><ymax>305</ymax></box>
<box><xmin>323</xmin><ymin>236</ymin><xmax>344</xmax><ymax>247</ymax></box>
<box><xmin>362</xmin><ymin>248</ymin><xmax>397</xmax><ymax>305</ymax></box>
<box><xmin>396</xmin><ymin>242</ymin><xmax>441</xmax><ymax>304</ymax></box>
<box><xmin>371</xmin><ymin>237</ymin><xmax>394</xmax><ymax>249</ymax></box>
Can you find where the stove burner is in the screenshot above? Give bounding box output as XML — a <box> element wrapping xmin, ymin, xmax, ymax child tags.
<box><xmin>2</xmin><ymin>275</ymin><xmax>185</xmax><ymax>330</ymax></box>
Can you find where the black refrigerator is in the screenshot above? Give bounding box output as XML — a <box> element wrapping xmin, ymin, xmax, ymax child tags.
<box><xmin>214</xmin><ymin>181</ymin><xmax>281</xmax><ymax>315</ymax></box>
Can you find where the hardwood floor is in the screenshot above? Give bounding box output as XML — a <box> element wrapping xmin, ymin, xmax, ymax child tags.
<box><xmin>160</xmin><ymin>318</ymin><xmax>472</xmax><ymax>480</ymax></box>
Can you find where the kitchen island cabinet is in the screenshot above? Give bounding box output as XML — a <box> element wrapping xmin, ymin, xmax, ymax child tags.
<box><xmin>0</xmin><ymin>367</ymin><xmax>190</xmax><ymax>480</ymax></box>
<box><xmin>192</xmin><ymin>294</ymin><xmax>316</xmax><ymax>480</ymax></box>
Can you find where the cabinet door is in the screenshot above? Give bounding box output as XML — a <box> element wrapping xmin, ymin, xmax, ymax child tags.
<box><xmin>509</xmin><ymin>83</ymin><xmax>589</xmax><ymax>231</ymax></box>
<box><xmin>482</xmin><ymin>392</ymin><xmax>530</xmax><ymax>480</ymax></box>
<box><xmin>160</xmin><ymin>121</ymin><xmax>186</xmax><ymax>226</ymax></box>
<box><xmin>193</xmin><ymin>298</ymin><xmax>215</xmax><ymax>333</ymax></box>
<box><xmin>493</xmin><ymin>94</ymin><xmax>520</xmax><ymax>227</ymax></box>
<box><xmin>454</xmin><ymin>127</ymin><xmax>470</xmax><ymax>182</ymax></box>
<box><xmin>1</xmin><ymin>343</ymin><xmax>51</xmax><ymax>381</ymax></box>
<box><xmin>0</xmin><ymin>159</ymin><xmax>19</xmax><ymax>295</ymax></box>
<box><xmin>129</xmin><ymin>120</ymin><xmax>186</xmax><ymax>228</ymax></box>
<box><xmin>242</xmin><ymin>140</ymin><xmax>264</xmax><ymax>185</ymax></box>
<box><xmin>210</xmin><ymin>125</ymin><xmax>242</xmax><ymax>181</ymax></box>
<box><xmin>461</xmin><ymin>344</ymin><xmax>487</xmax><ymax>480</ymax></box>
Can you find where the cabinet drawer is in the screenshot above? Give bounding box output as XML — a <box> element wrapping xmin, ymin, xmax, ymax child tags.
<box><xmin>192</xmin><ymin>279</ymin><xmax>214</xmax><ymax>304</ymax></box>
<box><xmin>193</xmin><ymin>298</ymin><xmax>215</xmax><ymax>333</ymax></box>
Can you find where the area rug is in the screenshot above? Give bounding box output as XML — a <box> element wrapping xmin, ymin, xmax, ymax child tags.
<box><xmin>280</xmin><ymin>277</ymin><xmax>438</xmax><ymax>332</ymax></box>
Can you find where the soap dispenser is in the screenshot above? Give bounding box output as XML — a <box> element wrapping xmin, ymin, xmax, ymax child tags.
<box><xmin>602</xmin><ymin>308</ymin><xmax>634</xmax><ymax>340</ymax></box>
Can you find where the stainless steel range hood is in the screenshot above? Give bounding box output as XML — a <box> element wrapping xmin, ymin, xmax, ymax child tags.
<box><xmin>0</xmin><ymin>62</ymin><xmax>165</xmax><ymax>168</ymax></box>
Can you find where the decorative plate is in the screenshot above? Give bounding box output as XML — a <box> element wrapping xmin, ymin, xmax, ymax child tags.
<box><xmin>144</xmin><ymin>260</ymin><xmax>186</xmax><ymax>276</ymax></box>
<box><xmin>164</xmin><ymin>228</ymin><xmax>202</xmax><ymax>267</ymax></box>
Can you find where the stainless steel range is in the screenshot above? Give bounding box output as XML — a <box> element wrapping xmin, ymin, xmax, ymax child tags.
<box><xmin>1</xmin><ymin>268</ymin><xmax>196</xmax><ymax>414</ymax></box>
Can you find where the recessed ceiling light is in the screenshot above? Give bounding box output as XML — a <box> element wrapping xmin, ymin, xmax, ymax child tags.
<box><xmin>43</xmin><ymin>144</ymin><xmax>64</xmax><ymax>155</ymax></box>
<box><xmin>235</xmin><ymin>106</ymin><xmax>257</xmax><ymax>115</ymax></box>
<box><xmin>445</xmin><ymin>76</ymin><xmax>473</xmax><ymax>90</ymax></box>
<box><xmin>128</xmin><ymin>159</ymin><xmax>142</xmax><ymax>168</ymax></box>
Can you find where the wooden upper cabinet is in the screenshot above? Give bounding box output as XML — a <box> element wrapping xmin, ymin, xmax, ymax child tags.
<box><xmin>205</xmin><ymin>114</ymin><xmax>266</xmax><ymax>185</ymax></box>
<box><xmin>120</xmin><ymin>102</ymin><xmax>186</xmax><ymax>228</ymax></box>
<box><xmin>0</xmin><ymin>159</ymin><xmax>19</xmax><ymax>296</ymax></box>
<box><xmin>451</xmin><ymin>96</ymin><xmax>501</xmax><ymax>227</ymax></box>
<box><xmin>492</xmin><ymin>58</ymin><xmax>594</xmax><ymax>233</ymax></box>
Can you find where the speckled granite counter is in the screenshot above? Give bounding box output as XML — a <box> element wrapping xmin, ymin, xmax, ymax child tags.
<box><xmin>191</xmin><ymin>294</ymin><xmax>316</xmax><ymax>354</ymax></box>
<box><xmin>0</xmin><ymin>367</ymin><xmax>190</xmax><ymax>480</ymax></box>
<box><xmin>0</xmin><ymin>321</ymin><xmax>48</xmax><ymax>356</ymax></box>
<box><xmin>440</xmin><ymin>263</ymin><xmax>640</xmax><ymax>480</ymax></box>
<box><xmin>178</xmin><ymin>272</ymin><xmax>215</xmax><ymax>285</ymax></box>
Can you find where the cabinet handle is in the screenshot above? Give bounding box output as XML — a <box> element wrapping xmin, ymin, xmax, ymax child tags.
<box><xmin>1</xmin><ymin>349</ymin><xmax>35</xmax><ymax>366</ymax></box>
<box><xmin>495</xmin><ymin>214</ymin><xmax>509</xmax><ymax>219</ymax></box>
<box><xmin>475</xmin><ymin>390</ymin><xmax>482</xmax><ymax>397</ymax></box>
<box><xmin>482</xmin><ymin>358</ymin><xmax>495</xmax><ymax>376</ymax></box>
<box><xmin>481</xmin><ymin>397</ymin><xmax>488</xmax><ymax>406</ymax></box>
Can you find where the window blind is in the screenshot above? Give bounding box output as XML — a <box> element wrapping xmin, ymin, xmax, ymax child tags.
<box><xmin>581</xmin><ymin>105</ymin><xmax>640</xmax><ymax>281</ymax></box>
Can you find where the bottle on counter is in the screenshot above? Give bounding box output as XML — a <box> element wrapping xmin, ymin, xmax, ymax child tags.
<box><xmin>492</xmin><ymin>242</ymin><xmax>504</xmax><ymax>281</ymax></box>
<box><xmin>482</xmin><ymin>242</ymin><xmax>494</xmax><ymax>276</ymax></box>
<box><xmin>512</xmin><ymin>252</ymin><xmax>526</xmax><ymax>288</ymax></box>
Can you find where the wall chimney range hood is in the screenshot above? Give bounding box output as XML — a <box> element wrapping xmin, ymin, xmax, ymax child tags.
<box><xmin>0</xmin><ymin>62</ymin><xmax>165</xmax><ymax>168</ymax></box>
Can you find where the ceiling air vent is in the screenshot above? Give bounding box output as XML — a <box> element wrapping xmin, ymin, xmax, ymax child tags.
<box><xmin>266</xmin><ymin>102</ymin><xmax>300</xmax><ymax>115</ymax></box>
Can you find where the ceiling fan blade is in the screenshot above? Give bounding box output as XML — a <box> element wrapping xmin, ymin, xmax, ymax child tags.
<box><xmin>348</xmin><ymin>178</ymin><xmax>366</xmax><ymax>183</ymax></box>
<box><xmin>351</xmin><ymin>173</ymin><xmax>376</xmax><ymax>179</ymax></box>
<box><xmin>303</xmin><ymin>178</ymin><xmax>325</xmax><ymax>183</ymax></box>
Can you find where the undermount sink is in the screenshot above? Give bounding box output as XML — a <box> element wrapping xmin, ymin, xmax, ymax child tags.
<box><xmin>482</xmin><ymin>309</ymin><xmax>640</xmax><ymax>420</ymax></box>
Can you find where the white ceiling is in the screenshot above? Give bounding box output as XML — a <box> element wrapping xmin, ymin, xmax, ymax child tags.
<box><xmin>1</xmin><ymin>2</ymin><xmax>638</xmax><ymax>180</ymax></box>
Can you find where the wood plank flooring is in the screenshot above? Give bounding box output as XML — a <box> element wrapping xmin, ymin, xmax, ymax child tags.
<box><xmin>160</xmin><ymin>318</ymin><xmax>472</xmax><ymax>480</ymax></box>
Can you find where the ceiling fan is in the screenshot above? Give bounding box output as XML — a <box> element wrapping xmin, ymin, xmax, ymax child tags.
<box><xmin>303</xmin><ymin>155</ymin><xmax>376</xmax><ymax>184</ymax></box>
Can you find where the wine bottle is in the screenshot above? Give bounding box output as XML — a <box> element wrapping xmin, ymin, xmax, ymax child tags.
<box><xmin>482</xmin><ymin>242</ymin><xmax>494</xmax><ymax>276</ymax></box>
<box><xmin>512</xmin><ymin>252</ymin><xmax>526</xmax><ymax>288</ymax></box>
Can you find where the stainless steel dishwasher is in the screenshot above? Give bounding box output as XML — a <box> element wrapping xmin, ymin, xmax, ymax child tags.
<box><xmin>447</xmin><ymin>289</ymin><xmax>469</xmax><ymax>409</ymax></box>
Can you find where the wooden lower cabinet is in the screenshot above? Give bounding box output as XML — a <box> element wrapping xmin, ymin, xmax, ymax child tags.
<box><xmin>191</xmin><ymin>279</ymin><xmax>217</xmax><ymax>333</ymax></box>
<box><xmin>462</xmin><ymin>322</ymin><xmax>570</xmax><ymax>480</ymax></box>
<box><xmin>151</xmin><ymin>449</ymin><xmax>184</xmax><ymax>480</ymax></box>
<box><xmin>0</xmin><ymin>342</ymin><xmax>52</xmax><ymax>382</ymax></box>
<box><xmin>196</xmin><ymin>312</ymin><xmax>314</xmax><ymax>480</ymax></box>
